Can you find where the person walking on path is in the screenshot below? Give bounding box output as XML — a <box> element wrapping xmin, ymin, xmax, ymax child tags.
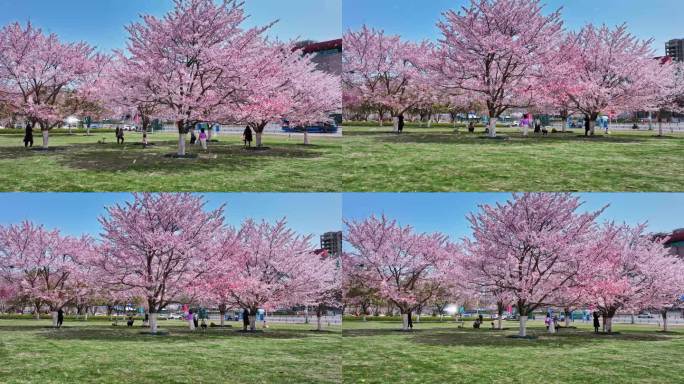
<box><xmin>199</xmin><ymin>128</ymin><xmax>208</xmax><ymax>150</ymax></box>
<box><xmin>243</xmin><ymin>126</ymin><xmax>253</xmax><ymax>148</ymax></box>
<box><xmin>24</xmin><ymin>122</ymin><xmax>34</xmax><ymax>148</ymax></box>
<box><xmin>57</xmin><ymin>308</ymin><xmax>64</xmax><ymax>328</ymax></box>
<box><xmin>593</xmin><ymin>312</ymin><xmax>600</xmax><ymax>333</ymax></box>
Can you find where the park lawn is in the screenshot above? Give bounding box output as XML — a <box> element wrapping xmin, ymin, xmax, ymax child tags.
<box><xmin>0</xmin><ymin>319</ymin><xmax>341</xmax><ymax>384</ymax></box>
<box><xmin>341</xmin><ymin>126</ymin><xmax>684</xmax><ymax>191</ymax></box>
<box><xmin>0</xmin><ymin>131</ymin><xmax>343</xmax><ymax>191</ymax></box>
<box><xmin>342</xmin><ymin>320</ymin><xmax>684</xmax><ymax>384</ymax></box>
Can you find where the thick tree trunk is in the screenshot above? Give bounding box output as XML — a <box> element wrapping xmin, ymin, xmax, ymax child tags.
<box><xmin>519</xmin><ymin>316</ymin><xmax>527</xmax><ymax>337</ymax></box>
<box><xmin>248</xmin><ymin>315</ymin><xmax>256</xmax><ymax>331</ymax></box>
<box><xmin>589</xmin><ymin>120</ymin><xmax>596</xmax><ymax>136</ymax></box>
<box><xmin>605</xmin><ymin>316</ymin><xmax>613</xmax><ymax>333</ymax></box>
<box><xmin>401</xmin><ymin>313</ymin><xmax>409</xmax><ymax>331</ymax></box>
<box><xmin>565</xmin><ymin>309</ymin><xmax>571</xmax><ymax>327</ymax></box>
<box><xmin>304</xmin><ymin>306</ymin><xmax>309</xmax><ymax>324</ymax></box>
<box><xmin>488</xmin><ymin>117</ymin><xmax>497</xmax><ymax>138</ymax></box>
<box><xmin>149</xmin><ymin>312</ymin><xmax>158</xmax><ymax>334</ymax></box>
<box><xmin>303</xmin><ymin>131</ymin><xmax>309</xmax><ymax>145</ymax></box>
<box><xmin>176</xmin><ymin>120</ymin><xmax>186</xmax><ymax>156</ymax></box>
<box><xmin>317</xmin><ymin>314</ymin><xmax>322</xmax><ymax>331</ymax></box>
<box><xmin>51</xmin><ymin>311</ymin><xmax>59</xmax><ymax>327</ymax></box>
<box><xmin>548</xmin><ymin>318</ymin><xmax>556</xmax><ymax>334</ymax></box>
<box><xmin>662</xmin><ymin>311</ymin><xmax>668</xmax><ymax>332</ymax></box>
<box><xmin>42</xmin><ymin>130</ymin><xmax>49</xmax><ymax>149</ymax></box>
<box><xmin>188</xmin><ymin>316</ymin><xmax>195</xmax><ymax>331</ymax></box>
<box><xmin>255</xmin><ymin>132</ymin><xmax>263</xmax><ymax>148</ymax></box>
<box><xmin>220</xmin><ymin>310</ymin><xmax>226</xmax><ymax>327</ymax></box>
<box><xmin>178</xmin><ymin>133</ymin><xmax>186</xmax><ymax>156</ymax></box>
<box><xmin>393</xmin><ymin>116</ymin><xmax>399</xmax><ymax>132</ymax></box>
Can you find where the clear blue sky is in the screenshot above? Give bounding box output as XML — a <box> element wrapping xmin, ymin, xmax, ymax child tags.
<box><xmin>0</xmin><ymin>193</ymin><xmax>341</xmax><ymax>240</ymax></box>
<box><xmin>343</xmin><ymin>193</ymin><xmax>684</xmax><ymax>241</ymax></box>
<box><xmin>343</xmin><ymin>0</ymin><xmax>682</xmax><ymax>55</ymax></box>
<box><xmin>0</xmin><ymin>0</ymin><xmax>341</xmax><ymax>52</ymax></box>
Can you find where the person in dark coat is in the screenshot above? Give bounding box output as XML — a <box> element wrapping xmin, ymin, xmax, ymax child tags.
<box><xmin>407</xmin><ymin>310</ymin><xmax>413</xmax><ymax>330</ymax></box>
<box><xmin>584</xmin><ymin>119</ymin><xmax>591</xmax><ymax>136</ymax></box>
<box><xmin>57</xmin><ymin>308</ymin><xmax>64</xmax><ymax>328</ymax></box>
<box><xmin>593</xmin><ymin>311</ymin><xmax>600</xmax><ymax>333</ymax></box>
<box><xmin>243</xmin><ymin>126</ymin><xmax>253</xmax><ymax>148</ymax></box>
<box><xmin>24</xmin><ymin>122</ymin><xmax>34</xmax><ymax>148</ymax></box>
<box><xmin>397</xmin><ymin>114</ymin><xmax>405</xmax><ymax>133</ymax></box>
<box><xmin>242</xmin><ymin>308</ymin><xmax>250</xmax><ymax>331</ymax></box>
<box><xmin>116</xmin><ymin>127</ymin><xmax>125</xmax><ymax>144</ymax></box>
<box><xmin>190</xmin><ymin>129</ymin><xmax>197</xmax><ymax>145</ymax></box>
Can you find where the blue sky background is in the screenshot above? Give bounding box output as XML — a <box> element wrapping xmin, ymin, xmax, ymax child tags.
<box><xmin>0</xmin><ymin>0</ymin><xmax>341</xmax><ymax>52</ymax></box>
<box><xmin>0</xmin><ymin>193</ymin><xmax>341</xmax><ymax>240</ymax></box>
<box><xmin>343</xmin><ymin>193</ymin><xmax>684</xmax><ymax>241</ymax></box>
<box><xmin>343</xmin><ymin>0</ymin><xmax>682</xmax><ymax>55</ymax></box>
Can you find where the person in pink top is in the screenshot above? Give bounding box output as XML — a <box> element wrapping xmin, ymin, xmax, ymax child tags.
<box><xmin>198</xmin><ymin>128</ymin><xmax>208</xmax><ymax>150</ymax></box>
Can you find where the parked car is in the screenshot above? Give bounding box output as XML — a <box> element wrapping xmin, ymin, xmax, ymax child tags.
<box><xmin>637</xmin><ymin>312</ymin><xmax>655</xmax><ymax>319</ymax></box>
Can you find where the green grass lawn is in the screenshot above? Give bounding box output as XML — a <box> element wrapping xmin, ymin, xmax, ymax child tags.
<box><xmin>2</xmin><ymin>127</ymin><xmax>683</xmax><ymax>191</ymax></box>
<box><xmin>0</xmin><ymin>131</ymin><xmax>343</xmax><ymax>191</ymax></box>
<box><xmin>342</xmin><ymin>126</ymin><xmax>684</xmax><ymax>191</ymax></box>
<box><xmin>0</xmin><ymin>319</ymin><xmax>341</xmax><ymax>384</ymax></box>
<box><xmin>342</xmin><ymin>319</ymin><xmax>684</xmax><ymax>383</ymax></box>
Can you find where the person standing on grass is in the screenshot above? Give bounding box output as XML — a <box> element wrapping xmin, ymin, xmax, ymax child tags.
<box><xmin>398</xmin><ymin>114</ymin><xmax>405</xmax><ymax>133</ymax></box>
<box><xmin>242</xmin><ymin>308</ymin><xmax>250</xmax><ymax>331</ymax></box>
<box><xmin>243</xmin><ymin>126</ymin><xmax>253</xmax><ymax>148</ymax></box>
<box><xmin>23</xmin><ymin>122</ymin><xmax>33</xmax><ymax>147</ymax></box>
<box><xmin>593</xmin><ymin>312</ymin><xmax>600</xmax><ymax>333</ymax></box>
<box><xmin>116</xmin><ymin>126</ymin><xmax>125</xmax><ymax>144</ymax></box>
<box><xmin>187</xmin><ymin>310</ymin><xmax>195</xmax><ymax>331</ymax></box>
<box><xmin>199</xmin><ymin>128</ymin><xmax>208</xmax><ymax>150</ymax></box>
<box><xmin>57</xmin><ymin>308</ymin><xmax>64</xmax><ymax>328</ymax></box>
<box><xmin>407</xmin><ymin>310</ymin><xmax>413</xmax><ymax>330</ymax></box>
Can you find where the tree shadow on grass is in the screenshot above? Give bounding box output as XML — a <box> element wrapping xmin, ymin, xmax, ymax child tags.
<box><xmin>373</xmin><ymin>132</ymin><xmax>652</xmax><ymax>146</ymax></box>
<box><xmin>37</xmin><ymin>325</ymin><xmax>338</xmax><ymax>343</ymax></box>
<box><xmin>58</xmin><ymin>141</ymin><xmax>324</xmax><ymax>173</ymax></box>
<box><xmin>410</xmin><ymin>327</ymin><xmax>674</xmax><ymax>348</ymax></box>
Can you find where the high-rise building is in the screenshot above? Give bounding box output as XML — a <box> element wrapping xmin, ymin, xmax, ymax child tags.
<box><xmin>665</xmin><ymin>39</ymin><xmax>684</xmax><ymax>62</ymax></box>
<box><xmin>320</xmin><ymin>231</ymin><xmax>342</xmax><ymax>257</ymax></box>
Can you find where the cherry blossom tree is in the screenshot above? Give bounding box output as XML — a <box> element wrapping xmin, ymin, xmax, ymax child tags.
<box><xmin>559</xmin><ymin>24</ymin><xmax>661</xmax><ymax>135</ymax></box>
<box><xmin>582</xmin><ymin>223</ymin><xmax>684</xmax><ymax>333</ymax></box>
<box><xmin>94</xmin><ymin>193</ymin><xmax>225</xmax><ymax>333</ymax></box>
<box><xmin>344</xmin><ymin>215</ymin><xmax>452</xmax><ymax>331</ymax></box>
<box><xmin>0</xmin><ymin>221</ymin><xmax>96</xmax><ymax>326</ymax></box>
<box><xmin>343</xmin><ymin>25</ymin><xmax>433</xmax><ymax>132</ymax></box>
<box><xmin>230</xmin><ymin>41</ymin><xmax>341</xmax><ymax>147</ymax></box>
<box><xmin>644</xmin><ymin>59</ymin><xmax>684</xmax><ymax>136</ymax></box>
<box><xmin>0</xmin><ymin>22</ymin><xmax>107</xmax><ymax>148</ymax></box>
<box><xmin>464</xmin><ymin>193</ymin><xmax>605</xmax><ymax>337</ymax></box>
<box><xmin>209</xmin><ymin>218</ymin><xmax>335</xmax><ymax>331</ymax></box>
<box><xmin>435</xmin><ymin>0</ymin><xmax>563</xmax><ymax>137</ymax></box>
<box><xmin>118</xmin><ymin>0</ymin><xmax>273</xmax><ymax>156</ymax></box>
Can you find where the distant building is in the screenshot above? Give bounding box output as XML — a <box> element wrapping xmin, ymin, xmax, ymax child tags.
<box><xmin>665</xmin><ymin>39</ymin><xmax>684</xmax><ymax>62</ymax></box>
<box><xmin>320</xmin><ymin>231</ymin><xmax>342</xmax><ymax>257</ymax></box>
<box><xmin>663</xmin><ymin>228</ymin><xmax>684</xmax><ymax>258</ymax></box>
<box><xmin>296</xmin><ymin>39</ymin><xmax>342</xmax><ymax>76</ymax></box>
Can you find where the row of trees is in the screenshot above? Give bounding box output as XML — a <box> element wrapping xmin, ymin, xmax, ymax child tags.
<box><xmin>343</xmin><ymin>0</ymin><xmax>684</xmax><ymax>137</ymax></box>
<box><xmin>0</xmin><ymin>0</ymin><xmax>341</xmax><ymax>153</ymax></box>
<box><xmin>0</xmin><ymin>193</ymin><xmax>339</xmax><ymax>333</ymax></box>
<box><xmin>343</xmin><ymin>193</ymin><xmax>684</xmax><ymax>336</ymax></box>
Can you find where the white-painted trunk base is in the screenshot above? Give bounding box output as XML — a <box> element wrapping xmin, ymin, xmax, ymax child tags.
<box><xmin>489</xmin><ymin>118</ymin><xmax>497</xmax><ymax>138</ymax></box>
<box><xmin>303</xmin><ymin>131</ymin><xmax>309</xmax><ymax>145</ymax></box>
<box><xmin>393</xmin><ymin>116</ymin><xmax>399</xmax><ymax>132</ymax></box>
<box><xmin>519</xmin><ymin>316</ymin><xmax>527</xmax><ymax>337</ymax></box>
<box><xmin>317</xmin><ymin>316</ymin><xmax>322</xmax><ymax>331</ymax></box>
<box><xmin>548</xmin><ymin>320</ymin><xmax>556</xmax><ymax>334</ymax></box>
<box><xmin>248</xmin><ymin>315</ymin><xmax>256</xmax><ymax>331</ymax></box>
<box><xmin>188</xmin><ymin>318</ymin><xmax>195</xmax><ymax>330</ymax></box>
<box><xmin>149</xmin><ymin>313</ymin><xmax>158</xmax><ymax>334</ymax></box>
<box><xmin>42</xmin><ymin>131</ymin><xmax>49</xmax><ymax>149</ymax></box>
<box><xmin>51</xmin><ymin>311</ymin><xmax>58</xmax><ymax>327</ymax></box>
<box><xmin>401</xmin><ymin>313</ymin><xmax>409</xmax><ymax>331</ymax></box>
<box><xmin>256</xmin><ymin>132</ymin><xmax>263</xmax><ymax>147</ymax></box>
<box><xmin>178</xmin><ymin>133</ymin><xmax>186</xmax><ymax>156</ymax></box>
